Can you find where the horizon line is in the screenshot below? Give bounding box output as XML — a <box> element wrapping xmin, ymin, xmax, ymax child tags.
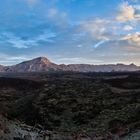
<box><xmin>0</xmin><ymin>56</ymin><xmax>139</xmax><ymax>67</ymax></box>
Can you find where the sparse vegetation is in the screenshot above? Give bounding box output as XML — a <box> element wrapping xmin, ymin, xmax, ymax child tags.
<box><xmin>0</xmin><ymin>72</ymin><xmax>140</xmax><ymax>138</ymax></box>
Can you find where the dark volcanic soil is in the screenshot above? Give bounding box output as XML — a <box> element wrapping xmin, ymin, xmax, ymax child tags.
<box><xmin>0</xmin><ymin>72</ymin><xmax>140</xmax><ymax>138</ymax></box>
<box><xmin>0</xmin><ymin>77</ymin><xmax>43</xmax><ymax>90</ymax></box>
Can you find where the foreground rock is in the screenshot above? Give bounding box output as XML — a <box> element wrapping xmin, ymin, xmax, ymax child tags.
<box><xmin>0</xmin><ymin>115</ymin><xmax>51</xmax><ymax>140</ymax></box>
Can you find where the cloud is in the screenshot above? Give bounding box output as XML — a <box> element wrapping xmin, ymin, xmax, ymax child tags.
<box><xmin>36</xmin><ymin>31</ymin><xmax>57</xmax><ymax>43</ymax></box>
<box><xmin>0</xmin><ymin>53</ymin><xmax>32</xmax><ymax>65</ymax></box>
<box><xmin>77</xmin><ymin>44</ymin><xmax>83</xmax><ymax>48</ymax></box>
<box><xmin>77</xmin><ymin>17</ymin><xmax>124</xmax><ymax>45</ymax></box>
<box><xmin>121</xmin><ymin>32</ymin><xmax>140</xmax><ymax>46</ymax></box>
<box><xmin>117</xmin><ymin>2</ymin><xmax>135</xmax><ymax>22</ymax></box>
<box><xmin>0</xmin><ymin>31</ymin><xmax>57</xmax><ymax>49</ymax></box>
<box><xmin>94</xmin><ymin>39</ymin><xmax>109</xmax><ymax>48</ymax></box>
<box><xmin>48</xmin><ymin>8</ymin><xmax>58</xmax><ymax>18</ymax></box>
<box><xmin>1</xmin><ymin>32</ymin><xmax>32</xmax><ymax>48</ymax></box>
<box><xmin>75</xmin><ymin>8</ymin><xmax>140</xmax><ymax>53</ymax></box>
<box><xmin>80</xmin><ymin>18</ymin><xmax>111</xmax><ymax>40</ymax></box>
<box><xmin>47</xmin><ymin>8</ymin><xmax>67</xmax><ymax>19</ymax></box>
<box><xmin>46</xmin><ymin>8</ymin><xmax>68</xmax><ymax>28</ymax></box>
<box><xmin>116</xmin><ymin>1</ymin><xmax>140</xmax><ymax>22</ymax></box>
<box><xmin>123</xmin><ymin>25</ymin><xmax>133</xmax><ymax>31</ymax></box>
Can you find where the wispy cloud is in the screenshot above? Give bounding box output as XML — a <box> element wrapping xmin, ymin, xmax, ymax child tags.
<box><xmin>0</xmin><ymin>53</ymin><xmax>32</xmax><ymax>65</ymax></box>
<box><xmin>0</xmin><ymin>31</ymin><xmax>57</xmax><ymax>49</ymax></box>
<box><xmin>94</xmin><ymin>39</ymin><xmax>109</xmax><ymax>48</ymax></box>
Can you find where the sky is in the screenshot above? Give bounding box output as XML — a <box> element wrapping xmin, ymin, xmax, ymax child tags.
<box><xmin>0</xmin><ymin>0</ymin><xmax>140</xmax><ymax>65</ymax></box>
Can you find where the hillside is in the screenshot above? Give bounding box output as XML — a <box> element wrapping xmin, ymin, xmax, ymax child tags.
<box><xmin>0</xmin><ymin>72</ymin><xmax>140</xmax><ymax>139</ymax></box>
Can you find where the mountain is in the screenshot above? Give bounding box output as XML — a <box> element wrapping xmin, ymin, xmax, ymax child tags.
<box><xmin>0</xmin><ymin>57</ymin><xmax>140</xmax><ymax>72</ymax></box>
<box><xmin>5</xmin><ymin>57</ymin><xmax>59</xmax><ymax>72</ymax></box>
<box><xmin>0</xmin><ymin>65</ymin><xmax>5</xmax><ymax>72</ymax></box>
<box><xmin>62</xmin><ymin>63</ymin><xmax>140</xmax><ymax>72</ymax></box>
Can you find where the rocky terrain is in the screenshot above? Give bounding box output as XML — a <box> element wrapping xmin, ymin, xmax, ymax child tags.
<box><xmin>0</xmin><ymin>72</ymin><xmax>140</xmax><ymax>139</ymax></box>
<box><xmin>0</xmin><ymin>57</ymin><xmax>140</xmax><ymax>72</ymax></box>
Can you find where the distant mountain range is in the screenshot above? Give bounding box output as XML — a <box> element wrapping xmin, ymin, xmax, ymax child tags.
<box><xmin>0</xmin><ymin>57</ymin><xmax>140</xmax><ymax>72</ymax></box>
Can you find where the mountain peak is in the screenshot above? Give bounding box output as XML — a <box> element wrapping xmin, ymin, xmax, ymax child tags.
<box><xmin>129</xmin><ymin>63</ymin><xmax>136</xmax><ymax>66</ymax></box>
<box><xmin>31</xmin><ymin>56</ymin><xmax>51</xmax><ymax>64</ymax></box>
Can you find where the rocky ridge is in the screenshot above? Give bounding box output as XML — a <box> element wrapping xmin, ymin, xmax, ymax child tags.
<box><xmin>0</xmin><ymin>57</ymin><xmax>140</xmax><ymax>72</ymax></box>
